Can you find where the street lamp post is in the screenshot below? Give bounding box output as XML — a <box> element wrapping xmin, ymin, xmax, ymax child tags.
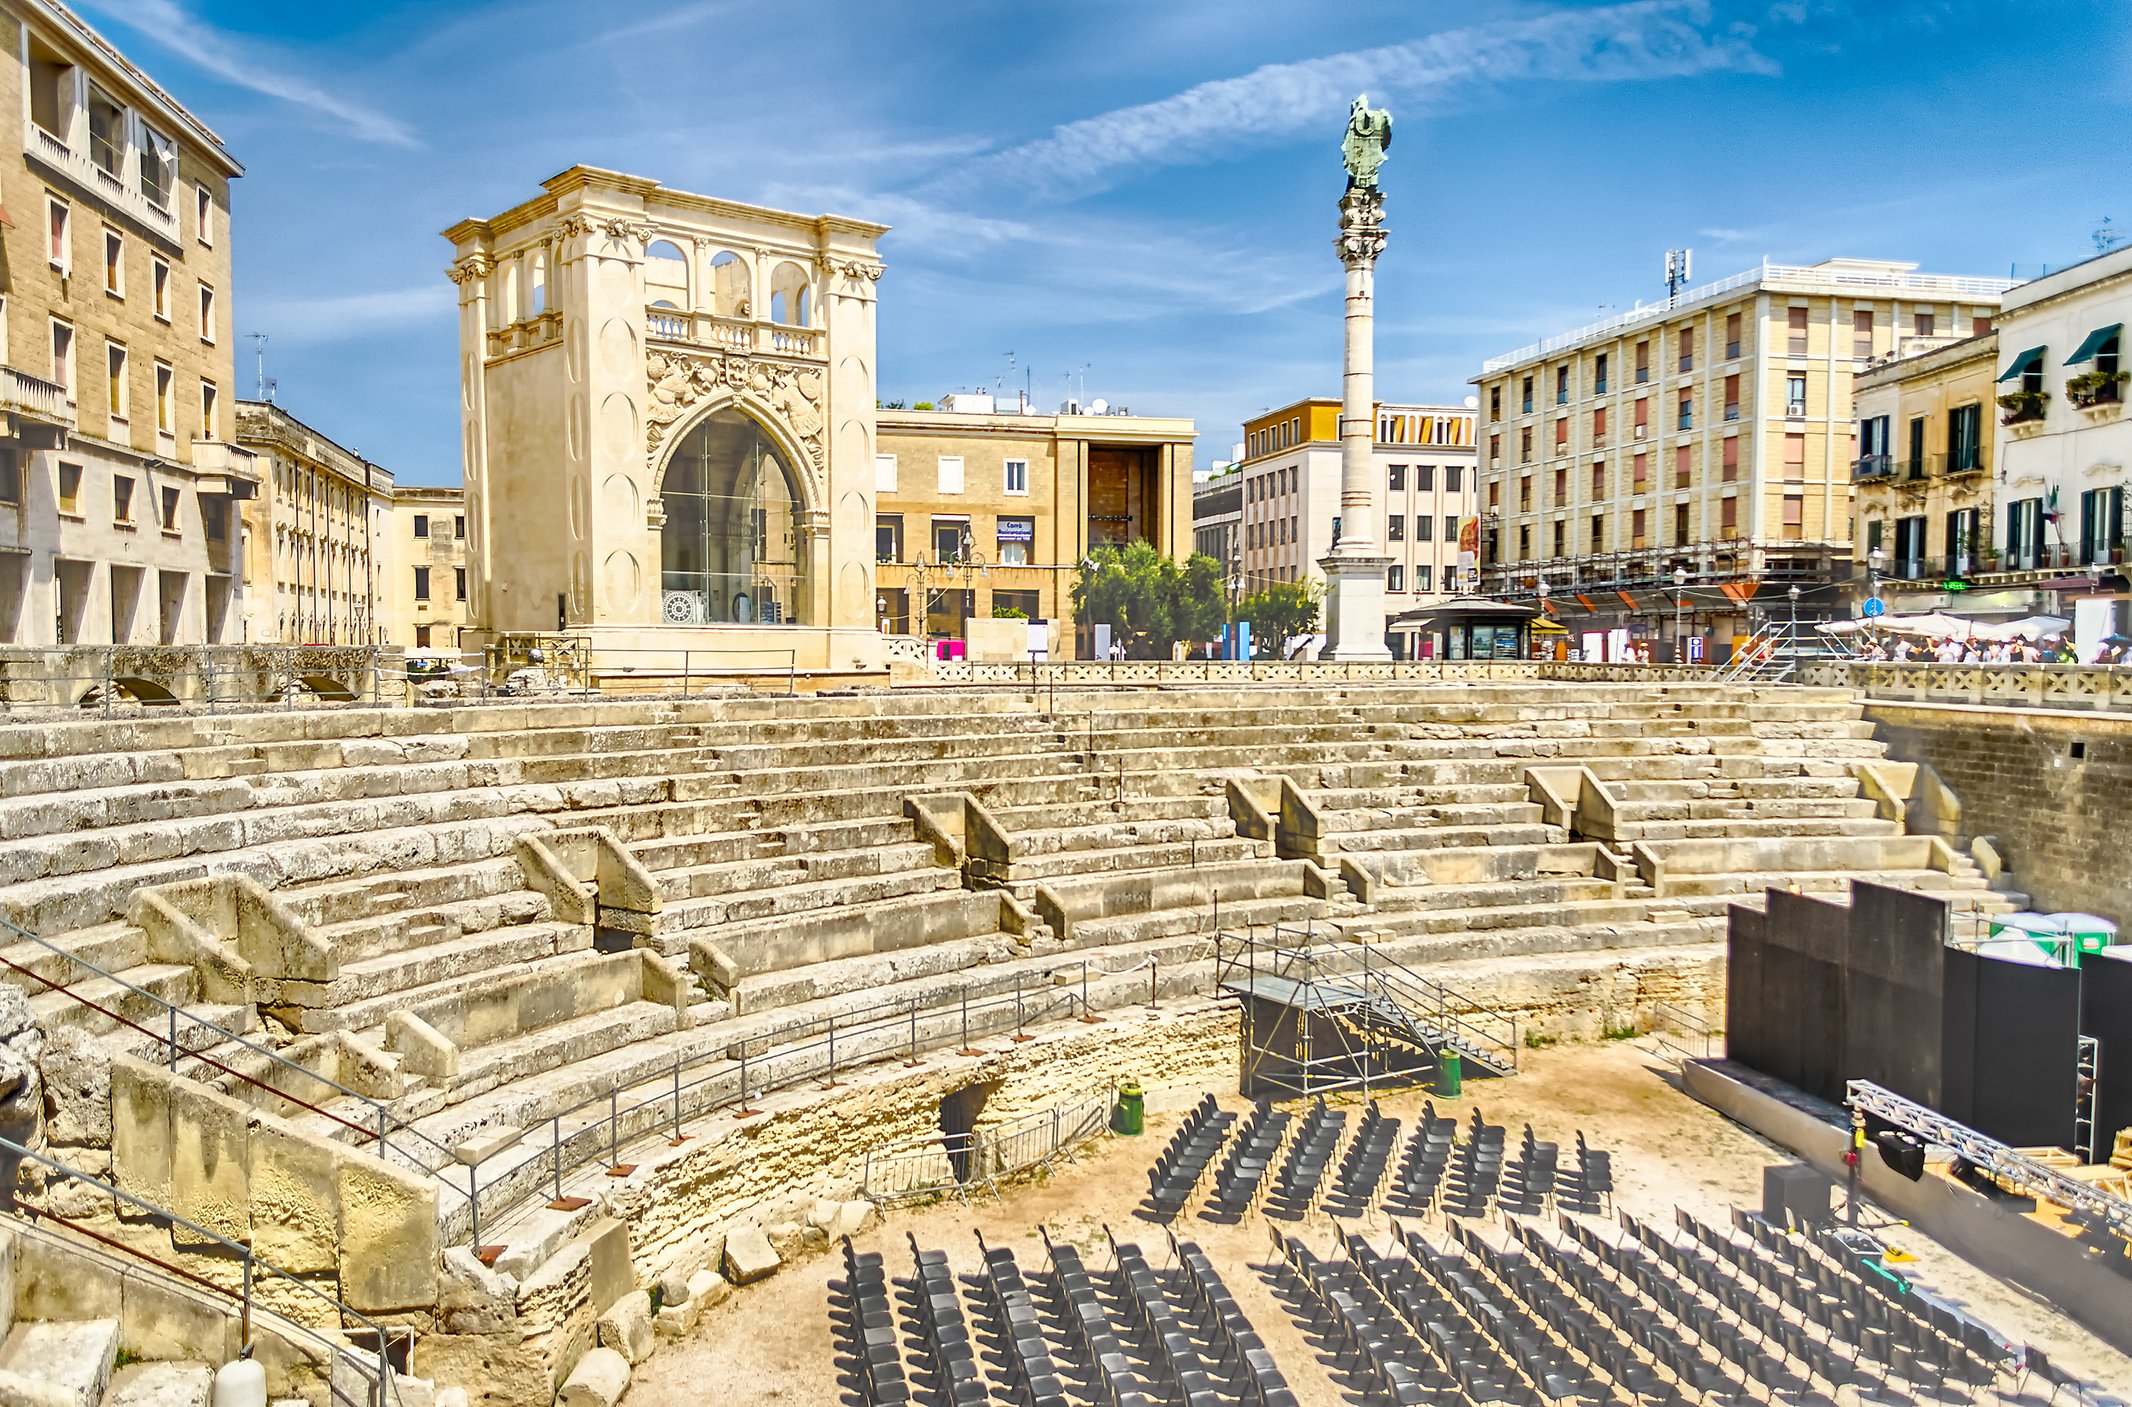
<box><xmin>1534</xmin><ymin>577</ymin><xmax>1550</xmax><ymax>660</ymax></box>
<box><xmin>1788</xmin><ymin>583</ymin><xmax>1801</xmax><ymax>636</ymax></box>
<box><xmin>1673</xmin><ymin>565</ymin><xmax>1689</xmax><ymax>665</ymax></box>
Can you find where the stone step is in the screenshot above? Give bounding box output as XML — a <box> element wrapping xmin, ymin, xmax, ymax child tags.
<box><xmin>1318</xmin><ymin>801</ymin><xmax>1544</xmax><ymax>833</ymax></box>
<box><xmin>727</xmin><ymin>935</ymin><xmax>1008</xmax><ymax>1016</ymax></box>
<box><xmin>1059</xmin><ymin>894</ymin><xmax>1328</xmax><ymax>951</ymax></box>
<box><xmin>654</xmin><ymin>841</ymin><xmax>941</xmax><ymax>902</ymax></box>
<box><xmin>1002</xmin><ymin>812</ymin><xmax>1241</xmax><ymax>859</ymax></box>
<box><xmin>1346</xmin><ymin>913</ymin><xmax>1723</xmax><ymax>965</ymax></box>
<box><xmin>441</xmin><ymin>996</ymin><xmax>684</xmax><ymax>1105</ymax></box>
<box><xmin>1005</xmin><ymin>838</ymin><xmax>1265</xmax><ymax>889</ymax></box>
<box><xmin>279</xmin><ymin>856</ymin><xmax>531</xmax><ymax>929</ymax></box>
<box><xmin>0</xmin><ymin>920</ymin><xmax>146</xmax><ymax>989</ymax></box>
<box><xmin>1608</xmin><ymin>817</ymin><xmax>1899</xmax><ymax>842</ymax></box>
<box><xmin>659</xmin><ymin>865</ymin><xmax>959</xmax><ymax>935</ymax></box>
<box><xmin>318</xmin><ymin>887</ymin><xmax>556</xmax><ymax>964</ymax></box>
<box><xmin>1325</xmin><ymin>822</ymin><xmax>1564</xmax><ymax>854</ymax></box>
<box><xmin>0</xmin><ymin>1317</ymin><xmax>119</xmax><ymax>1407</ymax></box>
<box><xmin>25</xmin><ymin>962</ymin><xmax>195</xmax><ymax>1034</ymax></box>
<box><xmin>323</xmin><ymin>920</ymin><xmax>582</xmax><ymax>1008</ymax></box>
<box><xmin>1367</xmin><ymin>876</ymin><xmax>1621</xmax><ymax>915</ymax></box>
<box><xmin>105</xmin><ymin>1361</ymin><xmax>214</xmax><ymax>1407</ymax></box>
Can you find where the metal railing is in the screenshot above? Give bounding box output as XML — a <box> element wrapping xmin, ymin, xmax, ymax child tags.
<box><xmin>0</xmin><ymin>918</ymin><xmax>483</xmax><ymax>1245</ymax></box>
<box><xmin>0</xmin><ymin>1135</ymin><xmax>407</xmax><ymax>1407</ymax></box>
<box><xmin>859</xmin><ymin>1085</ymin><xmax>1114</xmax><ymax>1202</ymax></box>
<box><xmin>1647</xmin><ymin>1000</ymin><xmax>1715</xmax><ymax>1066</ymax></box>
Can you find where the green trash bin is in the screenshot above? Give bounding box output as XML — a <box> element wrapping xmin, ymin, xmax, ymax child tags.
<box><xmin>1113</xmin><ymin>1081</ymin><xmax>1145</xmax><ymax>1136</ymax></box>
<box><xmin>1437</xmin><ymin>1052</ymin><xmax>1463</xmax><ymax>1099</ymax></box>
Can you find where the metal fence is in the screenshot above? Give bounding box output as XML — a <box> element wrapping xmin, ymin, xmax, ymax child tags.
<box><xmin>859</xmin><ymin>1086</ymin><xmax>1116</xmax><ymax>1202</ymax></box>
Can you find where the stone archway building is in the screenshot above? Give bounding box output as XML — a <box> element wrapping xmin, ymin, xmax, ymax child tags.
<box><xmin>444</xmin><ymin>167</ymin><xmax>888</xmax><ymax>671</ymax></box>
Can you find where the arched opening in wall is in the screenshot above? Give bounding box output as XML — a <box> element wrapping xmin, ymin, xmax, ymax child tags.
<box><xmin>769</xmin><ymin>262</ymin><xmax>809</xmax><ymax>327</ymax></box>
<box><xmin>494</xmin><ymin>263</ymin><xmax>518</xmax><ymax>329</ymax></box>
<box><xmin>529</xmin><ymin>252</ymin><xmax>547</xmax><ymax>316</ymax></box>
<box><xmin>795</xmin><ymin>287</ymin><xmax>811</xmax><ymax>327</ymax></box>
<box><xmin>709</xmin><ymin>251</ymin><xmax>749</xmax><ymax>318</ymax></box>
<box><xmin>660</xmin><ymin>408</ymin><xmax>809</xmax><ymax>626</ymax></box>
<box><xmin>645</xmin><ymin>240</ymin><xmax>689</xmax><ymax>306</ymax></box>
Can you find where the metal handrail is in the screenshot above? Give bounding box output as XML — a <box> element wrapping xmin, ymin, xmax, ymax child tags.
<box><xmin>0</xmin><ymin>1134</ymin><xmax>406</xmax><ymax>1407</ymax></box>
<box><xmin>0</xmin><ymin>918</ymin><xmax>482</xmax><ymax>1245</ymax></box>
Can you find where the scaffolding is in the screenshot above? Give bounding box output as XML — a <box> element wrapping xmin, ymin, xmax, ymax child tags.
<box><xmin>1214</xmin><ymin>926</ymin><xmax>1520</xmax><ymax>1101</ymax></box>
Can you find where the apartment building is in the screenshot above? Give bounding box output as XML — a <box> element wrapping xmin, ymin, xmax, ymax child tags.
<box><xmin>235</xmin><ymin>400</ymin><xmax>392</xmax><ymax>644</ymax></box>
<box><xmin>1235</xmin><ymin>397</ymin><xmax>1477</xmax><ymax>653</ymax></box>
<box><xmin>873</xmin><ymin>397</ymin><xmax>1193</xmax><ymax>638</ymax></box>
<box><xmin>1473</xmin><ymin>258</ymin><xmax>2015</xmax><ymax>656</ymax></box>
<box><xmin>1850</xmin><ymin>334</ymin><xmax>1996</xmax><ymax>603</ymax></box>
<box><xmin>1987</xmin><ymin>246</ymin><xmax>2132</xmax><ymax>583</ymax></box>
<box><xmin>0</xmin><ymin>1</ymin><xmax>250</xmax><ymax>646</ymax></box>
<box><xmin>382</xmin><ymin>485</ymin><xmax>469</xmax><ymax>651</ymax></box>
<box><xmin>1191</xmin><ymin>467</ymin><xmax>1241</xmax><ymax>570</ymax></box>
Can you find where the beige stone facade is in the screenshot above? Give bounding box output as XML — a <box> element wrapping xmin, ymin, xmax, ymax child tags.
<box><xmin>445</xmin><ymin>168</ymin><xmax>887</xmax><ymax>674</ymax></box>
<box><xmin>1474</xmin><ymin>259</ymin><xmax>2015</xmax><ymax>650</ymax></box>
<box><xmin>872</xmin><ymin>402</ymin><xmax>1193</xmax><ymax>638</ymax></box>
<box><xmin>1850</xmin><ymin>334</ymin><xmax>1996</xmax><ymax>597</ymax></box>
<box><xmin>0</xmin><ymin>0</ymin><xmax>247</xmax><ymax>644</ymax></box>
<box><xmin>385</xmin><ymin>484</ymin><xmax>468</xmax><ymax>651</ymax></box>
<box><xmin>234</xmin><ymin>400</ymin><xmax>392</xmax><ymax>644</ymax></box>
<box><xmin>1232</xmin><ymin>397</ymin><xmax>1477</xmax><ymax>652</ymax></box>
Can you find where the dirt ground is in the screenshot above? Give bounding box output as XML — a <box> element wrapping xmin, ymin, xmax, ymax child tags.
<box><xmin>626</xmin><ymin>1039</ymin><xmax>2132</xmax><ymax>1406</ymax></box>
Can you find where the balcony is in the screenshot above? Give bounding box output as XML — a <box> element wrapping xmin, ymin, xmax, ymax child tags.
<box><xmin>1998</xmin><ymin>390</ymin><xmax>2049</xmax><ymax>427</ymax></box>
<box><xmin>23</xmin><ymin>119</ymin><xmax>178</xmax><ymax>243</ymax></box>
<box><xmin>1851</xmin><ymin>454</ymin><xmax>1894</xmax><ymax>482</ymax></box>
<box><xmin>645</xmin><ymin>308</ymin><xmax>821</xmax><ymax>358</ymax></box>
<box><xmin>0</xmin><ymin>366</ymin><xmax>72</xmax><ymax>430</ymax></box>
<box><xmin>2067</xmin><ymin>370</ymin><xmax>2127</xmax><ymax>412</ymax></box>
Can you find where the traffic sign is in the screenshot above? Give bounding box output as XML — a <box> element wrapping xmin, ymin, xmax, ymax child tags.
<box><xmin>1861</xmin><ymin>596</ymin><xmax>1887</xmax><ymax>618</ymax></box>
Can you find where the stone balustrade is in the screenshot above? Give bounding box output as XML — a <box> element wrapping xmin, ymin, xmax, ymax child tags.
<box><xmin>1801</xmin><ymin>659</ymin><xmax>2132</xmax><ymax>713</ymax></box>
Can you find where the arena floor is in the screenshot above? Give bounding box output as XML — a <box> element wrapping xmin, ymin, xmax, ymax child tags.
<box><xmin>628</xmin><ymin>1040</ymin><xmax>2131</xmax><ymax>1407</ymax></box>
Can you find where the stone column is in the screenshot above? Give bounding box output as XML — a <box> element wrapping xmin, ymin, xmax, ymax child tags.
<box><xmin>1320</xmin><ymin>185</ymin><xmax>1393</xmax><ymax>661</ymax></box>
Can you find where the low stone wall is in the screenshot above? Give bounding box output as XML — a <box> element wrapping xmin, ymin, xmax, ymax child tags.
<box><xmin>1868</xmin><ymin>701</ymin><xmax>2132</xmax><ymax>924</ymax></box>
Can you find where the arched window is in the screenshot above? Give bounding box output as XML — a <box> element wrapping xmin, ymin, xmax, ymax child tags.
<box><xmin>709</xmin><ymin>251</ymin><xmax>749</xmax><ymax>318</ymax></box>
<box><xmin>660</xmin><ymin>409</ymin><xmax>809</xmax><ymax>625</ymax></box>
<box><xmin>646</xmin><ymin>239</ymin><xmax>687</xmax><ymax>264</ymax></box>
<box><xmin>528</xmin><ymin>251</ymin><xmax>547</xmax><ymax>316</ymax></box>
<box><xmin>769</xmin><ymin>262</ymin><xmax>810</xmax><ymax>327</ymax></box>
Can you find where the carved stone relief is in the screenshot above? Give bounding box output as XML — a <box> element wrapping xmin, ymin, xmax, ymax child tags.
<box><xmin>645</xmin><ymin>349</ymin><xmax>827</xmax><ymax>493</ymax></box>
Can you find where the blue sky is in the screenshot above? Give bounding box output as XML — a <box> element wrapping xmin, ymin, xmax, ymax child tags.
<box><xmin>75</xmin><ymin>0</ymin><xmax>2131</xmax><ymax>484</ymax></box>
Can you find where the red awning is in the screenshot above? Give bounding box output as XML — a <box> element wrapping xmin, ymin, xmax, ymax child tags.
<box><xmin>1614</xmin><ymin>590</ymin><xmax>1638</xmax><ymax>609</ymax></box>
<box><xmin>1575</xmin><ymin>593</ymin><xmax>1598</xmax><ymax>613</ymax></box>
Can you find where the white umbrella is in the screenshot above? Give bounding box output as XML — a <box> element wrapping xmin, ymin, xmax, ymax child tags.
<box><xmin>1974</xmin><ymin>614</ymin><xmax>2070</xmax><ymax>641</ymax></box>
<box><xmin>1887</xmin><ymin>612</ymin><xmax>1978</xmax><ymax>638</ymax></box>
<box><xmin>1816</xmin><ymin>619</ymin><xmax>1872</xmax><ymax>635</ymax></box>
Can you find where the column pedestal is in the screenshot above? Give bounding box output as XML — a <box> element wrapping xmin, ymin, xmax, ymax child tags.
<box><xmin>1320</xmin><ymin>554</ymin><xmax>1393</xmax><ymax>661</ymax></box>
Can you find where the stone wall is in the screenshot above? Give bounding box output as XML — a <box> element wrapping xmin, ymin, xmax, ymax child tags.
<box><xmin>1869</xmin><ymin>701</ymin><xmax>2132</xmax><ymax>925</ymax></box>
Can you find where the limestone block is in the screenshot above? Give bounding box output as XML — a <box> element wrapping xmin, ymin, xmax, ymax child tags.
<box><xmin>104</xmin><ymin>1362</ymin><xmax>213</xmax><ymax>1407</ymax></box>
<box><xmin>36</xmin><ymin>1027</ymin><xmax>111</xmax><ymax>1148</ymax></box>
<box><xmin>685</xmin><ymin>1270</ymin><xmax>729</xmax><ymax>1309</ymax></box>
<box><xmin>576</xmin><ymin>1218</ymin><xmax>634</xmax><ymax>1323</ymax></box>
<box><xmin>655</xmin><ymin>1269</ymin><xmax>690</xmax><ymax>1308</ymax></box>
<box><xmin>653</xmin><ymin>1303</ymin><xmax>697</xmax><ymax>1340</ymax></box>
<box><xmin>557</xmin><ymin>1348</ymin><xmax>629</xmax><ymax>1407</ymax></box>
<box><xmin>337</xmin><ymin>1148</ymin><xmax>441</xmax><ymax>1314</ymax></box>
<box><xmin>594</xmin><ymin>1293</ymin><xmax>653</xmax><ymax>1364</ymax></box>
<box><xmin>434</xmin><ymin>1390</ymin><xmax>469</xmax><ymax>1407</ymax></box>
<box><xmin>167</xmin><ymin>1078</ymin><xmax>250</xmax><ymax>1244</ymax></box>
<box><xmin>0</xmin><ymin>1226</ymin><xmax>12</xmax><ymax>1342</ymax></box>
<box><xmin>805</xmin><ymin>1199</ymin><xmax>837</xmax><ymax>1232</ymax></box>
<box><xmin>833</xmin><ymin>1201</ymin><xmax>877</xmax><ymax>1239</ymax></box>
<box><xmin>118</xmin><ymin>1266</ymin><xmax>239</xmax><ymax>1364</ymax></box>
<box><xmin>15</xmin><ymin>1234</ymin><xmax>119</xmax><ymax>1322</ymax></box>
<box><xmin>330</xmin><ymin>1354</ymin><xmax>431</xmax><ymax>1407</ymax></box>
<box><xmin>438</xmin><ymin>1248</ymin><xmax>518</xmax><ymax>1337</ymax></box>
<box><xmin>108</xmin><ymin>1057</ymin><xmax>175</xmax><ymax>1212</ymax></box>
<box><xmin>513</xmin><ymin>1243</ymin><xmax>595</xmax><ymax>1393</ymax></box>
<box><xmin>721</xmin><ymin>1224</ymin><xmax>779</xmax><ymax>1285</ymax></box>
<box><xmin>408</xmin><ymin>1333</ymin><xmax>549</xmax><ymax>1407</ymax></box>
<box><xmin>385</xmin><ymin>1011</ymin><xmax>459</xmax><ymax>1083</ymax></box>
<box><xmin>245</xmin><ymin>1116</ymin><xmax>341</xmax><ymax>1277</ymax></box>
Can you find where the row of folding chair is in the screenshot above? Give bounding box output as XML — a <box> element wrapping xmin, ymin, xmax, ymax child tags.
<box><xmin>1542</xmin><ymin>1218</ymin><xmax>1753</xmax><ymax>1404</ymax></box>
<box><xmin>1497</xmin><ymin>1125</ymin><xmax>1559</xmax><ymax>1218</ymax></box>
<box><xmin>1041</xmin><ymin>1230</ymin><xmax>1159</xmax><ymax>1407</ymax></box>
<box><xmin>972</xmin><ymin>1231</ymin><xmax>1071</xmax><ymax>1407</ymax></box>
<box><xmin>1441</xmin><ymin>1222</ymin><xmax>1614</xmax><ymax>1405</ymax></box>
<box><xmin>1268</xmin><ymin>1227</ymin><xmax>1449</xmax><ymax>1406</ymax></box>
<box><xmin>1442</xmin><ymin>1109</ymin><xmax>1508</xmax><ymax>1219</ymax></box>
<box><xmin>1107</xmin><ymin>1239</ymin><xmax>1225</xmax><ymax>1407</ymax></box>
<box><xmin>1499</xmin><ymin>1220</ymin><xmax>1674</xmax><ymax>1404</ymax></box>
<box><xmin>1141</xmin><ymin>1093</ymin><xmax>1237</xmax><ymax>1221</ymax></box>
<box><xmin>1384</xmin><ymin>1102</ymin><xmax>1459</xmax><ymax>1217</ymax></box>
<box><xmin>1202</xmin><ymin>1102</ymin><xmax>1292</xmax><ymax>1223</ymax></box>
<box><xmin>1555</xmin><ymin>1132</ymin><xmax>1613</xmax><ymax>1215</ymax></box>
<box><xmin>907</xmin><ymin>1234</ymin><xmax>987</xmax><ymax>1407</ymax></box>
<box><xmin>1323</xmin><ymin>1101</ymin><xmax>1402</xmax><ymax>1219</ymax></box>
<box><xmin>839</xmin><ymin>1237</ymin><xmax>909</xmax><ymax>1406</ymax></box>
<box><xmin>1353</xmin><ymin>1237</ymin><xmax>1521</xmax><ymax>1405</ymax></box>
<box><xmin>1168</xmin><ymin>1235</ymin><xmax>1298</xmax><ymax>1407</ymax></box>
<box><xmin>1378</xmin><ymin>1228</ymin><xmax>1559</xmax><ymax>1405</ymax></box>
<box><xmin>1265</xmin><ymin>1100</ymin><xmax>1347</xmax><ymax>1221</ymax></box>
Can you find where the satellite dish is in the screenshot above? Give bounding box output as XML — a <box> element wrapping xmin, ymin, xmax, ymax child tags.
<box><xmin>1463</xmin><ymin>395</ymin><xmax>1479</xmax><ymax>409</ymax></box>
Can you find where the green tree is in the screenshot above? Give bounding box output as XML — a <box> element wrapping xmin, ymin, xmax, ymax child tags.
<box><xmin>1072</xmin><ymin>544</ymin><xmax>1230</xmax><ymax>658</ymax></box>
<box><xmin>1237</xmin><ymin>578</ymin><xmax>1322</xmax><ymax>657</ymax></box>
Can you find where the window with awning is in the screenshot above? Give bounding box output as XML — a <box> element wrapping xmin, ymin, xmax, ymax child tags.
<box><xmin>2064</xmin><ymin>324</ymin><xmax>2122</xmax><ymax>365</ymax></box>
<box><xmin>1997</xmin><ymin>346</ymin><xmax>2047</xmax><ymax>382</ymax></box>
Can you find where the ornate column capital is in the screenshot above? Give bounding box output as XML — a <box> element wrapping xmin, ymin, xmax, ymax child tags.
<box><xmin>1334</xmin><ymin>187</ymin><xmax>1387</xmax><ymax>269</ymax></box>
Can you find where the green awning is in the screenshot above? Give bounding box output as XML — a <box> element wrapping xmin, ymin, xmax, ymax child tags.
<box><xmin>2064</xmin><ymin>324</ymin><xmax>2122</xmax><ymax>365</ymax></box>
<box><xmin>1997</xmin><ymin>346</ymin><xmax>2046</xmax><ymax>382</ymax></box>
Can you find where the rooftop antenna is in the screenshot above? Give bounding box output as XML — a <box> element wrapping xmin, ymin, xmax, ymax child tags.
<box><xmin>2095</xmin><ymin>217</ymin><xmax>2124</xmax><ymax>254</ymax></box>
<box><xmin>248</xmin><ymin>332</ymin><xmax>271</xmax><ymax>401</ymax></box>
<box><xmin>1664</xmin><ymin>249</ymin><xmax>1692</xmax><ymax>306</ymax></box>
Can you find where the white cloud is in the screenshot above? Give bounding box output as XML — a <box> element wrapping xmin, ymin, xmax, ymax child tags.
<box><xmin>82</xmin><ymin>0</ymin><xmax>418</xmax><ymax>147</ymax></box>
<box><xmin>938</xmin><ymin>1</ymin><xmax>1773</xmax><ymax>200</ymax></box>
<box><xmin>251</xmin><ymin>285</ymin><xmax>453</xmax><ymax>346</ymax></box>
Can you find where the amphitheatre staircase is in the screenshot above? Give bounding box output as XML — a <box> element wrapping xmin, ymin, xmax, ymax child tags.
<box><xmin>0</xmin><ymin>677</ymin><xmax>2025</xmax><ymax>1399</ymax></box>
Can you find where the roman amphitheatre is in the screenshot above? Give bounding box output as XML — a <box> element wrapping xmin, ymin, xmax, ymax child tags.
<box><xmin>0</xmin><ymin>669</ymin><xmax>2124</xmax><ymax>1407</ymax></box>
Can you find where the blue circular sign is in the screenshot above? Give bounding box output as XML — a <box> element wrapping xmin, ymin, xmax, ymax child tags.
<box><xmin>1861</xmin><ymin>596</ymin><xmax>1887</xmax><ymax>618</ymax></box>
